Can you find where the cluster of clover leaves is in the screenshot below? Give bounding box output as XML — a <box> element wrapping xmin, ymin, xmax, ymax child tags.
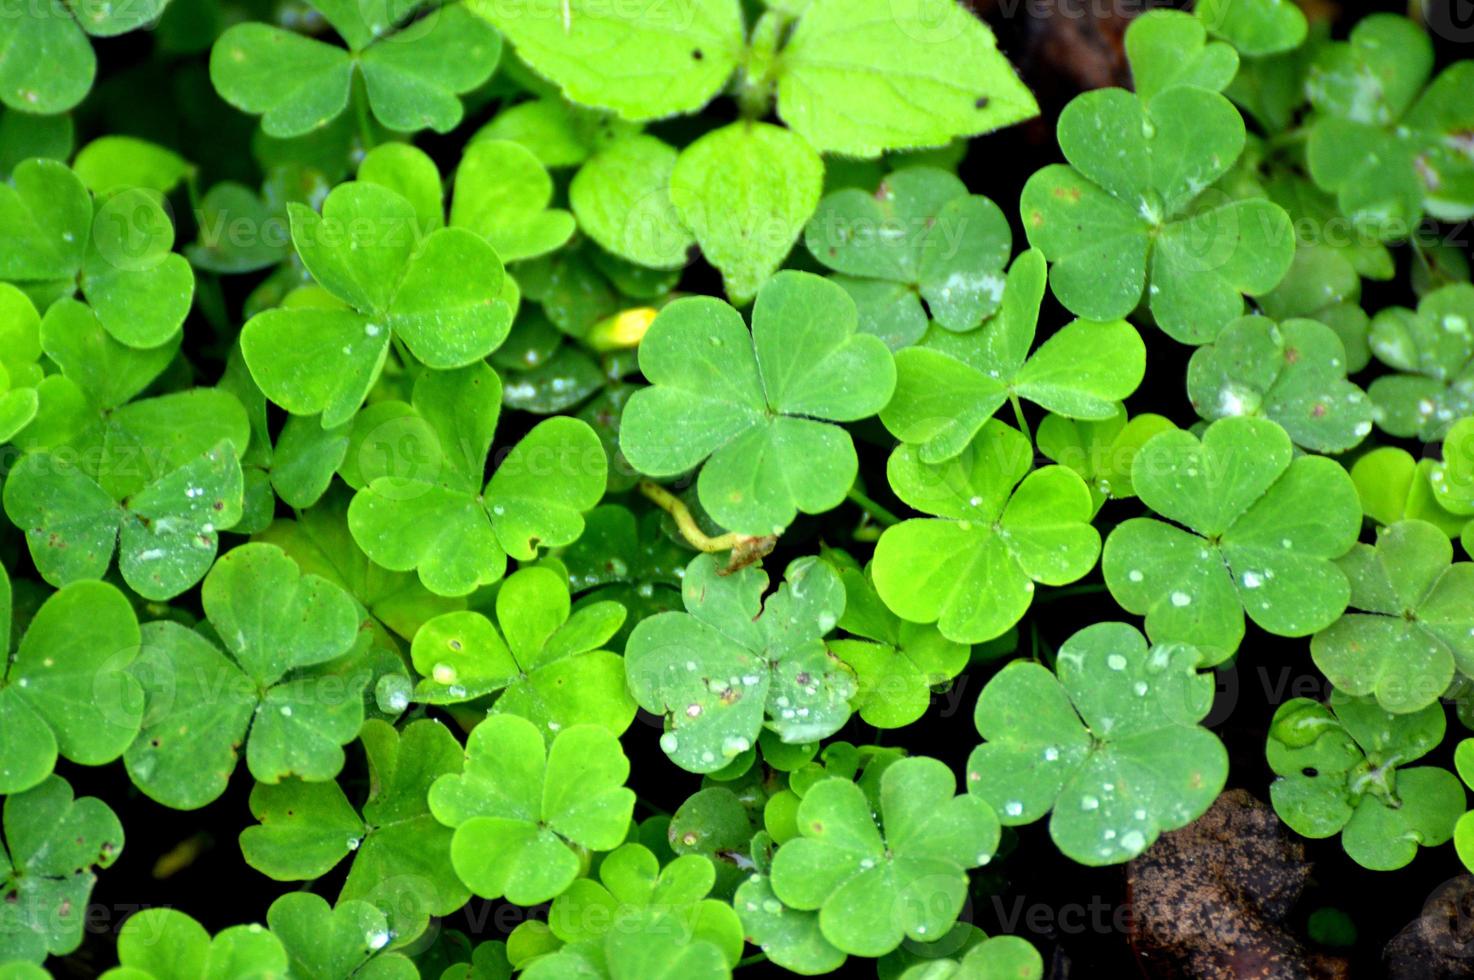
<box><xmin>1</xmin><ymin>0</ymin><xmax>1474</xmax><ymax>976</ymax></box>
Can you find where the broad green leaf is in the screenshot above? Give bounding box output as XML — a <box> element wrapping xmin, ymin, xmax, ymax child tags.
<box><xmin>968</xmin><ymin>623</ymin><xmax>1226</xmax><ymax>865</ymax></box>
<box><xmin>620</xmin><ymin>272</ymin><xmax>894</xmax><ymax>535</ymax></box>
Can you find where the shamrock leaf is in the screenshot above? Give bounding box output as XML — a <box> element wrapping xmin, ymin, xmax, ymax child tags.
<box><xmin>240</xmin><ymin>719</ymin><xmax>467</xmax><ymax>944</ymax></box>
<box><xmin>626</xmin><ymin>553</ymin><xmax>857</xmax><ymax>774</ymax></box>
<box><xmin>1306</xmin><ymin>15</ymin><xmax>1474</xmax><ymax>235</ymax></box>
<box><xmin>669</xmin><ymin>122</ymin><xmax>823</xmax><ymax>304</ymax></box>
<box><xmin>72</xmin><ymin>136</ymin><xmax>191</xmax><ymax>197</ymax></box>
<box><xmin>467</xmin><ymin>0</ymin><xmax>744</xmax><ymax>121</ymax></box>
<box><xmin>267</xmin><ymin>892</ymin><xmax>417</xmax><ymax>979</ymax></box>
<box><xmin>428</xmin><ymin>713</ymin><xmax>635</xmax><ymax>904</ymax></box>
<box><xmin>548</xmin><ymin>843</ymin><xmax>744</xmax><ymax>966</ymax></box>
<box><xmin>570</xmin><ymin>135</ymin><xmax>693</xmax><ymax>269</ymax></box>
<box><xmin>520</xmin><ymin>908</ymin><xmax>731</xmax><ymax>980</ymax></box>
<box><xmin>408</xmin><ymin>565</ymin><xmax>636</xmax><ymax>738</ymax></box>
<box><xmin>733</xmin><ymin>873</ymin><xmax>845</xmax><ymax>975</ymax></box>
<box><xmin>872</xmin><ymin>420</ymin><xmax>1100</xmax><ymax>644</ymax></box>
<box><xmin>0</xmin><ymin>776</ymin><xmax>124</xmax><ymax>964</ymax></box>
<box><xmin>100</xmin><ymin>908</ymin><xmax>288</xmax><ymax>980</ymax></box>
<box><xmin>1123</xmin><ymin>10</ymin><xmax>1238</xmax><ymax>103</ymax></box>
<box><xmin>828</xmin><ymin>563</ymin><xmax>969</xmax><ymax>729</ymax></box>
<box><xmin>211</xmin><ymin>2</ymin><xmax>500</xmax><ymax>137</ymax></box>
<box><xmin>880</xmin><ymin>250</ymin><xmax>1146</xmax><ymax>462</ymax></box>
<box><xmin>0</xmin><ymin>571</ymin><xmax>142</xmax><ymax>795</ymax></box>
<box><xmin>1102</xmin><ymin>417</ymin><xmax>1361</xmax><ymax>657</ymax></box>
<box><xmin>0</xmin><ymin>160</ymin><xmax>194</xmax><ymax>348</ymax></box>
<box><xmin>620</xmin><ymin>271</ymin><xmax>895</xmax><ymax>536</ymax></box>
<box><xmin>1195</xmin><ymin>0</ymin><xmax>1307</xmax><ymax>57</ymax></box>
<box><xmin>1036</xmin><ymin>405</ymin><xmax>1176</xmax><ymax>513</ymax></box>
<box><xmin>885</xmin><ymin>931</ymin><xmax>1044</xmax><ymax>980</ymax></box>
<box><xmin>770</xmin><ymin>0</ymin><xmax>1037</xmax><ymax>156</ymax></box>
<box><xmin>1351</xmin><ymin>446</ymin><xmax>1470</xmax><ymax>538</ymax></box>
<box><xmin>123</xmin><ymin>543</ymin><xmax>367</xmax><ymax>809</ymax></box>
<box><xmin>1430</xmin><ymin>416</ymin><xmax>1474</xmax><ymax>517</ymax></box>
<box><xmin>346</xmin><ymin>364</ymin><xmax>608</xmax><ymax>596</ymax></box>
<box><xmin>803</xmin><ymin>166</ymin><xmax>1011</xmax><ymax>336</ymax></box>
<box><xmin>1186</xmin><ymin>315</ymin><xmax>1374</xmax><ymax>453</ymax></box>
<box><xmin>967</xmin><ymin>622</ymin><xmax>1227</xmax><ymax>866</ymax></box>
<box><xmin>1021</xmin><ymin>86</ymin><xmax>1293</xmax><ymax>343</ymax></box>
<box><xmin>241</xmin><ymin>183</ymin><xmax>514</xmax><ymax>427</ymax></box>
<box><xmin>768</xmin><ymin>757</ymin><xmax>999</xmax><ymax>957</ymax></box>
<box><xmin>0</xmin><ymin>0</ymin><xmax>166</xmax><ymax>113</ymax></box>
<box><xmin>448</xmin><ymin>140</ymin><xmax>576</xmax><ymax>262</ymax></box>
<box><xmin>0</xmin><ymin>285</ymin><xmax>43</xmax><ymax>443</ymax></box>
<box><xmin>1364</xmin><ymin>282</ymin><xmax>1474</xmax><ymax>440</ymax></box>
<box><xmin>1267</xmin><ymin>693</ymin><xmax>1464</xmax><ymax>871</ymax></box>
<box><xmin>1310</xmin><ymin>520</ymin><xmax>1473</xmax><ymax>714</ymax></box>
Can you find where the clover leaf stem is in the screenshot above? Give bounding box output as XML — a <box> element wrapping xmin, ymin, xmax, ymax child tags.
<box><xmin>1008</xmin><ymin>391</ymin><xmax>1032</xmax><ymax>445</ymax></box>
<box><xmin>845</xmin><ymin>485</ymin><xmax>899</xmax><ymax>527</ymax></box>
<box><xmin>638</xmin><ymin>479</ymin><xmax>743</xmax><ymax>552</ymax></box>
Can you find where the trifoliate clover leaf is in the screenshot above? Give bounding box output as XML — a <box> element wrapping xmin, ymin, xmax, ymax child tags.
<box><xmin>1195</xmin><ymin>0</ymin><xmax>1307</xmax><ymax>57</ymax></box>
<box><xmin>1102</xmin><ymin>416</ymin><xmax>1361</xmax><ymax>657</ymax></box>
<box><xmin>1310</xmin><ymin>520</ymin><xmax>1473</xmax><ymax>714</ymax></box>
<box><xmin>520</xmin><ymin>907</ymin><xmax>731</xmax><ymax>980</ymax></box>
<box><xmin>210</xmin><ymin>2</ymin><xmax>500</xmax><ymax>137</ymax></box>
<box><xmin>1306</xmin><ymin>16</ymin><xmax>1474</xmax><ymax>234</ymax></box>
<box><xmin>0</xmin><ymin>160</ymin><xmax>194</xmax><ymax>348</ymax></box>
<box><xmin>881</xmin><ymin>250</ymin><xmax>1146</xmax><ymax>462</ymax></box>
<box><xmin>0</xmin><ymin>285</ymin><xmax>43</xmax><ymax>442</ymax></box>
<box><xmin>872</xmin><ymin>420</ymin><xmax>1100</xmax><ymax>645</ymax></box>
<box><xmin>1186</xmin><ymin>315</ymin><xmax>1374</xmax><ymax>453</ymax></box>
<box><xmin>123</xmin><ymin>542</ymin><xmax>367</xmax><ymax>809</ymax></box>
<box><xmin>1350</xmin><ymin>446</ymin><xmax>1470</xmax><ymax>537</ymax></box>
<box><xmin>570</xmin><ymin>135</ymin><xmax>693</xmax><ymax>270</ymax></box>
<box><xmin>241</xmin><ymin>182</ymin><xmax>513</xmax><ymax>426</ymax></box>
<box><xmin>448</xmin><ymin>140</ymin><xmax>576</xmax><ymax>262</ymax></box>
<box><xmin>620</xmin><ymin>271</ymin><xmax>894</xmax><ymax>536</ymax></box>
<box><xmin>626</xmin><ymin>553</ymin><xmax>857</xmax><ymax>774</ymax></box>
<box><xmin>100</xmin><ymin>908</ymin><xmax>288</xmax><ymax>980</ymax></box>
<box><xmin>409</xmin><ymin>565</ymin><xmax>635</xmax><ymax>738</ymax></box>
<box><xmin>1365</xmin><ymin>282</ymin><xmax>1474</xmax><ymax>440</ymax></box>
<box><xmin>548</xmin><ymin>844</ymin><xmax>743</xmax><ymax>965</ymax></box>
<box><xmin>0</xmin><ymin>776</ymin><xmax>123</xmax><ymax>964</ymax></box>
<box><xmin>1021</xmin><ymin>86</ymin><xmax>1293</xmax><ymax>343</ymax></box>
<box><xmin>0</xmin><ymin>571</ymin><xmax>141</xmax><ymax>795</ymax></box>
<box><xmin>803</xmin><ymin>167</ymin><xmax>1011</xmax><ymax>337</ymax></box>
<box><xmin>467</xmin><ymin>0</ymin><xmax>743</xmax><ymax>122</ymax></box>
<box><xmin>772</xmin><ymin>0</ymin><xmax>1037</xmax><ymax>157</ymax></box>
<box><xmin>1123</xmin><ymin>10</ymin><xmax>1238</xmax><ymax>103</ymax></box>
<box><xmin>346</xmin><ymin>364</ymin><xmax>608</xmax><ymax>596</ymax></box>
<box><xmin>735</xmin><ymin>873</ymin><xmax>847</xmax><ymax>975</ymax></box>
<box><xmin>267</xmin><ymin>892</ymin><xmax>417</xmax><ymax>980</ymax></box>
<box><xmin>429</xmin><ymin>714</ymin><xmax>636</xmax><ymax>904</ymax></box>
<box><xmin>1267</xmin><ymin>693</ymin><xmax>1464</xmax><ymax>871</ymax></box>
<box><xmin>240</xmin><ymin>719</ymin><xmax>467</xmax><ymax>943</ymax></box>
<box><xmin>30</xmin><ymin>297</ymin><xmax>178</xmax><ymax>419</ymax></box>
<box><xmin>967</xmin><ymin>622</ymin><xmax>1227</xmax><ymax>866</ymax></box>
<box><xmin>669</xmin><ymin>122</ymin><xmax>823</xmax><ymax>304</ymax></box>
<box><xmin>768</xmin><ymin>757</ymin><xmax>999</xmax><ymax>957</ymax></box>
<box><xmin>828</xmin><ymin>563</ymin><xmax>968</xmax><ymax>729</ymax></box>
<box><xmin>1036</xmin><ymin>405</ymin><xmax>1176</xmax><ymax>512</ymax></box>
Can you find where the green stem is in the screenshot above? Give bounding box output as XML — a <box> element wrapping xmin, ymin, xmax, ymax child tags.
<box><xmin>352</xmin><ymin>80</ymin><xmax>377</xmax><ymax>154</ymax></box>
<box><xmin>737</xmin><ymin>953</ymin><xmax>769</xmax><ymax>969</ymax></box>
<box><xmin>846</xmin><ymin>485</ymin><xmax>900</xmax><ymax>527</ymax></box>
<box><xmin>1038</xmin><ymin>582</ymin><xmax>1109</xmax><ymax>603</ymax></box>
<box><xmin>1009</xmin><ymin>392</ymin><xmax>1032</xmax><ymax>445</ymax></box>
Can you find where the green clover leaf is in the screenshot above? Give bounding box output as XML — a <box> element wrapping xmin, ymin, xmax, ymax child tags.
<box><xmin>0</xmin><ymin>0</ymin><xmax>170</xmax><ymax>113</ymax></box>
<box><xmin>872</xmin><ymin>420</ymin><xmax>1100</xmax><ymax>644</ymax></box>
<box><xmin>1365</xmin><ymin>282</ymin><xmax>1474</xmax><ymax>440</ymax></box>
<box><xmin>123</xmin><ymin>542</ymin><xmax>367</xmax><ymax>809</ymax></box>
<box><xmin>1123</xmin><ymin>10</ymin><xmax>1238</xmax><ymax>103</ymax></box>
<box><xmin>1195</xmin><ymin>0</ymin><xmax>1307</xmax><ymax>57</ymax></box>
<box><xmin>570</xmin><ymin>135</ymin><xmax>693</xmax><ymax>270</ymax></box>
<box><xmin>429</xmin><ymin>713</ymin><xmax>636</xmax><ymax>904</ymax></box>
<box><xmin>1186</xmin><ymin>314</ymin><xmax>1374</xmax><ymax>453</ymax></box>
<box><xmin>267</xmin><ymin>892</ymin><xmax>417</xmax><ymax>979</ymax></box>
<box><xmin>548</xmin><ymin>843</ymin><xmax>744</xmax><ymax>966</ymax></box>
<box><xmin>1351</xmin><ymin>446</ymin><xmax>1470</xmax><ymax>537</ymax></box>
<box><xmin>1310</xmin><ymin>520</ymin><xmax>1473</xmax><ymax>714</ymax></box>
<box><xmin>1430</xmin><ymin>416</ymin><xmax>1474</xmax><ymax>517</ymax></box>
<box><xmin>0</xmin><ymin>160</ymin><xmax>194</xmax><ymax>348</ymax></box>
<box><xmin>626</xmin><ymin>553</ymin><xmax>857</xmax><ymax>774</ymax></box>
<box><xmin>1102</xmin><ymin>417</ymin><xmax>1361</xmax><ymax>657</ymax></box>
<box><xmin>241</xmin><ymin>183</ymin><xmax>514</xmax><ymax>426</ymax></box>
<box><xmin>1036</xmin><ymin>405</ymin><xmax>1176</xmax><ymax>513</ymax></box>
<box><xmin>967</xmin><ymin>622</ymin><xmax>1227</xmax><ymax>866</ymax></box>
<box><xmin>829</xmin><ymin>563</ymin><xmax>969</xmax><ymax>729</ymax></box>
<box><xmin>100</xmin><ymin>908</ymin><xmax>288</xmax><ymax>980</ymax></box>
<box><xmin>802</xmin><ymin>166</ymin><xmax>1012</xmax><ymax>337</ymax></box>
<box><xmin>1306</xmin><ymin>15</ymin><xmax>1474</xmax><ymax>234</ymax></box>
<box><xmin>669</xmin><ymin>122</ymin><xmax>823</xmax><ymax>304</ymax></box>
<box><xmin>1021</xmin><ymin>86</ymin><xmax>1293</xmax><ymax>343</ymax></box>
<box><xmin>0</xmin><ymin>570</ymin><xmax>141</xmax><ymax>795</ymax></box>
<box><xmin>446</xmin><ymin>139</ymin><xmax>576</xmax><ymax>262</ymax></box>
<box><xmin>620</xmin><ymin>271</ymin><xmax>895</xmax><ymax>536</ymax></box>
<box><xmin>733</xmin><ymin>873</ymin><xmax>845</xmax><ymax>975</ymax></box>
<box><xmin>0</xmin><ymin>285</ymin><xmax>43</xmax><ymax>444</ymax></box>
<box><xmin>880</xmin><ymin>926</ymin><xmax>1043</xmax><ymax>980</ymax></box>
<box><xmin>558</xmin><ymin>503</ymin><xmax>687</xmax><ymax>647</ymax></box>
<box><xmin>73</xmin><ymin>136</ymin><xmax>192</xmax><ymax>197</ymax></box>
<box><xmin>881</xmin><ymin>250</ymin><xmax>1146</xmax><ymax>462</ymax></box>
<box><xmin>475</xmin><ymin>96</ymin><xmax>641</xmax><ymax>170</ymax></box>
<box><xmin>520</xmin><ymin>907</ymin><xmax>731</xmax><ymax>980</ymax></box>
<box><xmin>239</xmin><ymin>718</ymin><xmax>467</xmax><ymax>944</ymax></box>
<box><xmin>345</xmin><ymin>364</ymin><xmax>608</xmax><ymax>596</ymax></box>
<box><xmin>1267</xmin><ymin>693</ymin><xmax>1464</xmax><ymax>871</ymax></box>
<box><xmin>768</xmin><ymin>756</ymin><xmax>999</xmax><ymax>957</ymax></box>
<box><xmin>0</xmin><ymin>776</ymin><xmax>124</xmax><ymax>964</ymax></box>
<box><xmin>211</xmin><ymin>2</ymin><xmax>500</xmax><ymax>137</ymax></box>
<box><xmin>408</xmin><ymin>565</ymin><xmax>636</xmax><ymax>738</ymax></box>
